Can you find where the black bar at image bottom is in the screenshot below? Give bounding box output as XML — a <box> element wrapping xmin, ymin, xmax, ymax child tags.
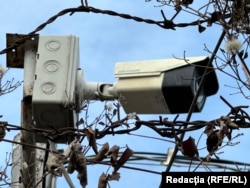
<box><xmin>161</xmin><ymin>172</ymin><xmax>250</xmax><ymax>188</ymax></box>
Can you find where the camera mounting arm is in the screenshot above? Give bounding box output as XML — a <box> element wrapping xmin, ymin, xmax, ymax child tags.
<box><xmin>80</xmin><ymin>76</ymin><xmax>118</xmax><ymax>101</ymax></box>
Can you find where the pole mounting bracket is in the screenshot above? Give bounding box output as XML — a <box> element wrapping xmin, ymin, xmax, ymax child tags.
<box><xmin>6</xmin><ymin>33</ymin><xmax>39</xmax><ymax>68</ymax></box>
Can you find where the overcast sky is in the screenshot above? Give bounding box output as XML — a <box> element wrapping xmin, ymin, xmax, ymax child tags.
<box><xmin>0</xmin><ymin>1</ymin><xmax>250</xmax><ymax>188</ymax></box>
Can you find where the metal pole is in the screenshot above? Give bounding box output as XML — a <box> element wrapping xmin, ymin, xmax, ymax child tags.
<box><xmin>20</xmin><ymin>49</ymin><xmax>36</xmax><ymax>187</ymax></box>
<box><xmin>11</xmin><ymin>133</ymin><xmax>22</xmax><ymax>188</ymax></box>
<box><xmin>8</xmin><ymin>34</ymin><xmax>55</xmax><ymax>188</ymax></box>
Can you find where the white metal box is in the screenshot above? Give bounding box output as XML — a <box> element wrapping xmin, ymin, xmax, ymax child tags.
<box><xmin>32</xmin><ymin>35</ymin><xmax>79</xmax><ymax>143</ymax></box>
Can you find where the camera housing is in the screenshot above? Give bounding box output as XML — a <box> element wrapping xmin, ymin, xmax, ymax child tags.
<box><xmin>114</xmin><ymin>56</ymin><xmax>219</xmax><ymax>114</ymax></box>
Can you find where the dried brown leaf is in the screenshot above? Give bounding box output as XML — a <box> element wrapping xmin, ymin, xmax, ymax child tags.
<box><xmin>198</xmin><ymin>24</ymin><xmax>206</xmax><ymax>33</ymax></box>
<box><xmin>67</xmin><ymin>143</ymin><xmax>83</xmax><ymax>174</ymax></box>
<box><xmin>68</xmin><ymin>143</ymin><xmax>88</xmax><ymax>187</ymax></box>
<box><xmin>204</xmin><ymin>124</ymin><xmax>215</xmax><ymax>136</ymax></box>
<box><xmin>105</xmin><ymin>145</ymin><xmax>120</xmax><ymax>166</ymax></box>
<box><xmin>46</xmin><ymin>152</ymin><xmax>64</xmax><ymax>176</ymax></box>
<box><xmin>221</xmin><ymin>116</ymin><xmax>238</xmax><ymax>129</ymax></box>
<box><xmin>180</xmin><ymin>136</ymin><xmax>198</xmax><ymax>158</ymax></box>
<box><xmin>206</xmin><ymin>130</ymin><xmax>223</xmax><ymax>155</ymax></box>
<box><xmin>109</xmin><ymin>171</ymin><xmax>120</xmax><ymax>181</ymax></box>
<box><xmin>77</xmin><ymin>156</ymin><xmax>88</xmax><ymax>188</ymax></box>
<box><xmin>63</xmin><ymin>139</ymin><xmax>78</xmax><ymax>158</ymax></box>
<box><xmin>84</xmin><ymin>127</ymin><xmax>98</xmax><ymax>154</ymax></box>
<box><xmin>95</xmin><ymin>142</ymin><xmax>109</xmax><ymax>162</ymax></box>
<box><xmin>219</xmin><ymin>120</ymin><xmax>231</xmax><ymax>140</ymax></box>
<box><xmin>98</xmin><ymin>173</ymin><xmax>108</xmax><ymax>188</ymax></box>
<box><xmin>114</xmin><ymin>147</ymin><xmax>133</xmax><ymax>172</ymax></box>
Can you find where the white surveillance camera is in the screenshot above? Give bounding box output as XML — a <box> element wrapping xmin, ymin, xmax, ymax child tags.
<box><xmin>31</xmin><ymin>35</ymin><xmax>219</xmax><ymax>143</ymax></box>
<box><xmin>113</xmin><ymin>56</ymin><xmax>219</xmax><ymax>114</ymax></box>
